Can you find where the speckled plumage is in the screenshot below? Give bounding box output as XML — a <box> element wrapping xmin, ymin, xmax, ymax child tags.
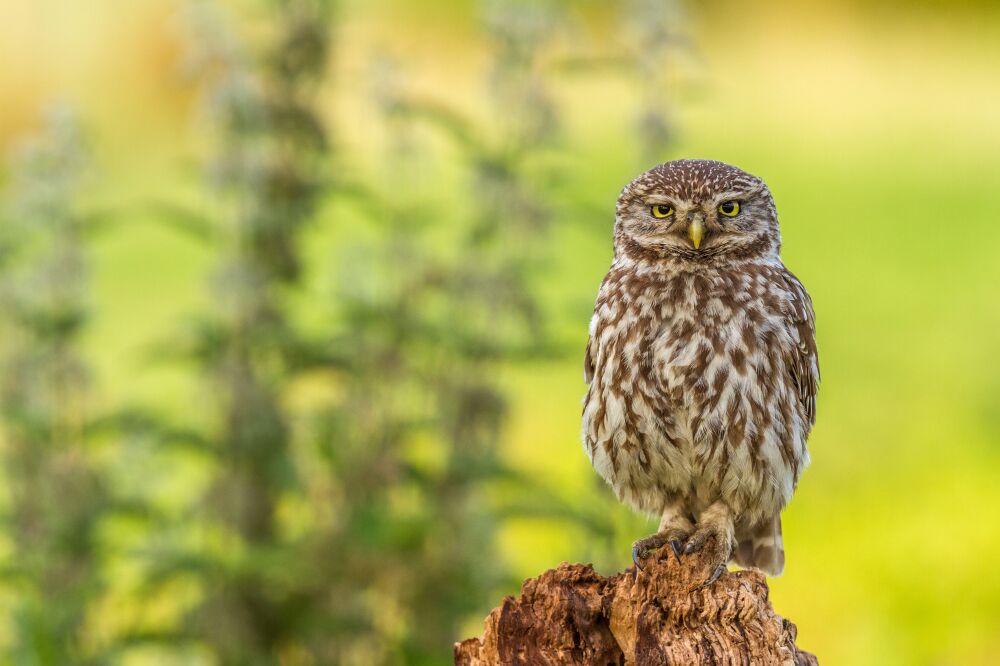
<box><xmin>582</xmin><ymin>159</ymin><xmax>818</xmax><ymax>578</ymax></box>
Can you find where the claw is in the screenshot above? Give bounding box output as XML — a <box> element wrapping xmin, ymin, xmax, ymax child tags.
<box><xmin>632</xmin><ymin>532</ymin><xmax>671</xmax><ymax>571</ymax></box>
<box><xmin>684</xmin><ymin>539</ymin><xmax>701</xmax><ymax>555</ymax></box>
<box><xmin>697</xmin><ymin>565</ymin><xmax>727</xmax><ymax>589</ymax></box>
<box><xmin>632</xmin><ymin>543</ymin><xmax>646</xmax><ymax>571</ymax></box>
<box><xmin>670</xmin><ymin>539</ymin><xmax>684</xmax><ymax>561</ymax></box>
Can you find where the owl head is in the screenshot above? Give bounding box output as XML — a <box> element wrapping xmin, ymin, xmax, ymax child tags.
<box><xmin>614</xmin><ymin>159</ymin><xmax>781</xmax><ymax>262</ymax></box>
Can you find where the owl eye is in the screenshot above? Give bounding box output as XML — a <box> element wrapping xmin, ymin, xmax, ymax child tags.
<box><xmin>718</xmin><ymin>201</ymin><xmax>740</xmax><ymax>217</ymax></box>
<box><xmin>651</xmin><ymin>204</ymin><xmax>674</xmax><ymax>219</ymax></box>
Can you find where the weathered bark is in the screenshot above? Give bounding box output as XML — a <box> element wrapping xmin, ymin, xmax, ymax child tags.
<box><xmin>455</xmin><ymin>545</ymin><xmax>817</xmax><ymax>665</ymax></box>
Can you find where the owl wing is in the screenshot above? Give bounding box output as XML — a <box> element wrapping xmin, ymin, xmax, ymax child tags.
<box><xmin>584</xmin><ymin>336</ymin><xmax>595</xmax><ymax>384</ymax></box>
<box><xmin>778</xmin><ymin>268</ymin><xmax>820</xmax><ymax>426</ymax></box>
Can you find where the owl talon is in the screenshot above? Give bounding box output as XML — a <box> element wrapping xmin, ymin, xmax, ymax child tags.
<box><xmin>631</xmin><ymin>543</ymin><xmax>646</xmax><ymax>570</ymax></box>
<box><xmin>697</xmin><ymin>564</ymin><xmax>727</xmax><ymax>589</ymax></box>
<box><xmin>670</xmin><ymin>539</ymin><xmax>684</xmax><ymax>560</ymax></box>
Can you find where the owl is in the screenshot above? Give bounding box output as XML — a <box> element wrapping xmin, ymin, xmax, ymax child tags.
<box><xmin>582</xmin><ymin>159</ymin><xmax>818</xmax><ymax>586</ymax></box>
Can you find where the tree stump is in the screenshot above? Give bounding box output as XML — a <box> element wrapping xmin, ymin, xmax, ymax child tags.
<box><xmin>454</xmin><ymin>545</ymin><xmax>818</xmax><ymax>665</ymax></box>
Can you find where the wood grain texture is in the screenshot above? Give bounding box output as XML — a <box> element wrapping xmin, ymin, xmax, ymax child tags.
<box><xmin>455</xmin><ymin>546</ymin><xmax>817</xmax><ymax>666</ymax></box>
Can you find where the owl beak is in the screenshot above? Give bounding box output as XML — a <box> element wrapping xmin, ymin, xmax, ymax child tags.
<box><xmin>687</xmin><ymin>218</ymin><xmax>705</xmax><ymax>249</ymax></box>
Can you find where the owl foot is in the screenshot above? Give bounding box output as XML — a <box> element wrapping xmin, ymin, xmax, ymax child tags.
<box><xmin>631</xmin><ymin>533</ymin><xmax>669</xmax><ymax>570</ymax></box>
<box><xmin>683</xmin><ymin>505</ymin><xmax>735</xmax><ymax>587</ymax></box>
<box><xmin>631</xmin><ymin>525</ymin><xmax>691</xmax><ymax>570</ymax></box>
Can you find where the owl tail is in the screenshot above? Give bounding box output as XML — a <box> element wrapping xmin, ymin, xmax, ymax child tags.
<box><xmin>734</xmin><ymin>515</ymin><xmax>785</xmax><ymax>576</ymax></box>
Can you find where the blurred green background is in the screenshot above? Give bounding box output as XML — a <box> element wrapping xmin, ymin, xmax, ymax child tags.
<box><xmin>0</xmin><ymin>0</ymin><xmax>998</xmax><ymax>664</ymax></box>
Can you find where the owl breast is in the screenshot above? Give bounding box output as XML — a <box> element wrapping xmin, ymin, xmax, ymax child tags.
<box><xmin>582</xmin><ymin>259</ymin><xmax>811</xmax><ymax>529</ymax></box>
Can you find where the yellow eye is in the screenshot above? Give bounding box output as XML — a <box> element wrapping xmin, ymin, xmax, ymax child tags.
<box><xmin>718</xmin><ymin>201</ymin><xmax>740</xmax><ymax>217</ymax></box>
<box><xmin>651</xmin><ymin>204</ymin><xmax>674</xmax><ymax>218</ymax></box>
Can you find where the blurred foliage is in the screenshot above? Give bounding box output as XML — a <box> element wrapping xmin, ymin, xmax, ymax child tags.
<box><xmin>166</xmin><ymin>0</ymin><xmax>336</xmax><ymax>663</ymax></box>
<box><xmin>0</xmin><ymin>108</ymin><xmax>109</xmax><ymax>664</ymax></box>
<box><xmin>332</xmin><ymin>4</ymin><xmax>568</xmax><ymax>661</ymax></box>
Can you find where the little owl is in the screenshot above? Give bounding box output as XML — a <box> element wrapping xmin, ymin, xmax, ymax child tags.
<box><xmin>582</xmin><ymin>159</ymin><xmax>818</xmax><ymax>585</ymax></box>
